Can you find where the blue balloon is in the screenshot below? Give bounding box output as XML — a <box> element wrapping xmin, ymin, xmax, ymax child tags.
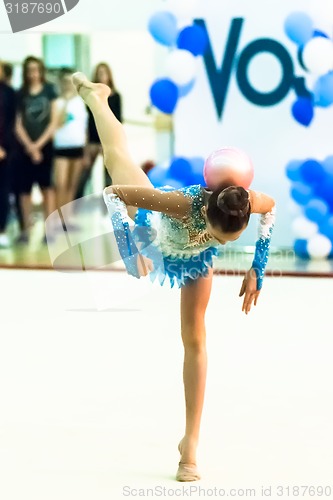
<box><xmin>323</xmin><ymin>156</ymin><xmax>333</xmax><ymax>175</ymax></box>
<box><xmin>304</xmin><ymin>198</ymin><xmax>329</xmax><ymax>223</ymax></box>
<box><xmin>148</xmin><ymin>11</ymin><xmax>178</xmax><ymax>46</ymax></box>
<box><xmin>313</xmin><ymin>30</ymin><xmax>329</xmax><ymax>39</ymax></box>
<box><xmin>319</xmin><ymin>215</ymin><xmax>333</xmax><ymax>240</ymax></box>
<box><xmin>191</xmin><ymin>172</ymin><xmax>206</xmax><ymax>186</ymax></box>
<box><xmin>148</xmin><ymin>165</ymin><xmax>168</xmax><ymax>187</ymax></box>
<box><xmin>314</xmin><ymin>93</ymin><xmax>332</xmax><ymax>108</ymax></box>
<box><xmin>178</xmin><ymin>80</ymin><xmax>196</xmax><ymax>98</ymax></box>
<box><xmin>290</xmin><ymin>182</ymin><xmax>313</xmax><ymax>205</ymax></box>
<box><xmin>187</xmin><ymin>158</ymin><xmax>206</xmax><ymax>185</ymax></box>
<box><xmin>314</xmin><ymin>175</ymin><xmax>333</xmax><ymax>211</ymax></box>
<box><xmin>168</xmin><ymin>157</ymin><xmax>193</xmax><ymax>184</ymax></box>
<box><xmin>313</xmin><ymin>72</ymin><xmax>333</xmax><ymax>108</ymax></box>
<box><xmin>177</xmin><ymin>25</ymin><xmax>209</xmax><ymax>56</ymax></box>
<box><xmin>284</xmin><ymin>12</ymin><xmax>314</xmax><ymax>45</ymax></box>
<box><xmin>150</xmin><ymin>79</ymin><xmax>179</xmax><ymax>114</ymax></box>
<box><xmin>189</xmin><ymin>157</ymin><xmax>205</xmax><ymax>175</ymax></box>
<box><xmin>300</xmin><ymin>159</ymin><xmax>325</xmax><ymax>185</ymax></box>
<box><xmin>291</xmin><ymin>97</ymin><xmax>314</xmax><ymax>126</ymax></box>
<box><xmin>294</xmin><ymin>238</ymin><xmax>310</xmax><ymax>258</ymax></box>
<box><xmin>286</xmin><ymin>160</ymin><xmax>303</xmax><ymax>182</ymax></box>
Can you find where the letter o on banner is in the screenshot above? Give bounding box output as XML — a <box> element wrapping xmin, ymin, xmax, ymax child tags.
<box><xmin>236</xmin><ymin>38</ymin><xmax>295</xmax><ymax>106</ymax></box>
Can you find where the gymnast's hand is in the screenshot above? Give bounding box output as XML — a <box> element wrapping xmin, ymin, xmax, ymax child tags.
<box><xmin>136</xmin><ymin>254</ymin><xmax>154</xmax><ymax>277</ymax></box>
<box><xmin>30</xmin><ymin>149</ymin><xmax>43</xmax><ymax>164</ymax></box>
<box><xmin>239</xmin><ymin>267</ymin><xmax>260</xmax><ymax>315</ymax></box>
<box><xmin>0</xmin><ymin>146</ymin><xmax>7</xmax><ymax>161</ymax></box>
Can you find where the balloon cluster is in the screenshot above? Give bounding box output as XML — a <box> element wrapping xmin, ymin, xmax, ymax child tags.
<box><xmin>148</xmin><ymin>156</ymin><xmax>205</xmax><ymax>188</ymax></box>
<box><xmin>284</xmin><ymin>11</ymin><xmax>333</xmax><ymax>126</ymax></box>
<box><xmin>148</xmin><ymin>0</ymin><xmax>208</xmax><ymax>114</ymax></box>
<box><xmin>286</xmin><ymin>156</ymin><xmax>333</xmax><ymax>259</ymax></box>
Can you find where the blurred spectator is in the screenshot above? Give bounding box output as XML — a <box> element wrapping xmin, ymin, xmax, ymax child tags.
<box><xmin>75</xmin><ymin>62</ymin><xmax>122</xmax><ymax>199</ymax></box>
<box><xmin>53</xmin><ymin>68</ymin><xmax>88</xmax><ymax>227</ymax></box>
<box><xmin>15</xmin><ymin>56</ymin><xmax>58</xmax><ymax>243</ymax></box>
<box><xmin>3</xmin><ymin>62</ymin><xmax>13</xmax><ymax>86</ymax></box>
<box><xmin>1</xmin><ymin>61</ymin><xmax>25</xmax><ymax>236</ymax></box>
<box><xmin>0</xmin><ymin>60</ymin><xmax>16</xmax><ymax>248</ymax></box>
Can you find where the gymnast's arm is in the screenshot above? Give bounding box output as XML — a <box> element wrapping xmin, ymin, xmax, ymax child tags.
<box><xmin>102</xmin><ymin>184</ymin><xmax>192</xmax><ymax>279</ymax></box>
<box><xmin>239</xmin><ymin>190</ymin><xmax>276</xmax><ymax>314</ymax></box>
<box><xmin>104</xmin><ymin>184</ymin><xmax>192</xmax><ymax>219</ymax></box>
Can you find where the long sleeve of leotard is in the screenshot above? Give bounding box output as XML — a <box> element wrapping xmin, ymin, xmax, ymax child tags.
<box><xmin>103</xmin><ymin>189</ymin><xmax>143</xmax><ymax>278</ymax></box>
<box><xmin>249</xmin><ymin>190</ymin><xmax>276</xmax><ymax>290</ymax></box>
<box><xmin>105</xmin><ymin>185</ymin><xmax>192</xmax><ymax>219</ymax></box>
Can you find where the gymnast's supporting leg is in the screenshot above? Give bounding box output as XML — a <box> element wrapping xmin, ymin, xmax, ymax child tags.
<box><xmin>177</xmin><ymin>267</ymin><xmax>214</xmax><ymax>480</ymax></box>
<box><xmin>72</xmin><ymin>72</ymin><xmax>152</xmax><ymax>220</ymax></box>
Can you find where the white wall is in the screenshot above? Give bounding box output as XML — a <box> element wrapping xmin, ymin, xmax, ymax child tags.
<box><xmin>0</xmin><ymin>33</ymin><xmax>42</xmax><ymax>62</ymax></box>
<box><xmin>89</xmin><ymin>31</ymin><xmax>155</xmax><ymax>121</ymax></box>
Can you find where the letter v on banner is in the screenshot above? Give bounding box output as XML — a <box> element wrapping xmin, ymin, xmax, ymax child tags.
<box><xmin>194</xmin><ymin>18</ymin><xmax>244</xmax><ymax>121</ymax></box>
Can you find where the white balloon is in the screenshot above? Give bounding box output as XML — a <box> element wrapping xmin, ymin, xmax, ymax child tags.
<box><xmin>307</xmin><ymin>234</ymin><xmax>332</xmax><ymax>258</ymax></box>
<box><xmin>303</xmin><ymin>37</ymin><xmax>333</xmax><ymax>75</ymax></box>
<box><xmin>165</xmin><ymin>49</ymin><xmax>198</xmax><ymax>86</ymax></box>
<box><xmin>292</xmin><ymin>216</ymin><xmax>318</xmax><ymax>239</ymax></box>
<box><xmin>288</xmin><ymin>200</ymin><xmax>302</xmax><ymax>217</ymax></box>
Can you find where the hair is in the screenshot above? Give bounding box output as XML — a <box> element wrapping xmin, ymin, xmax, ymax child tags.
<box><xmin>3</xmin><ymin>62</ymin><xmax>13</xmax><ymax>81</ymax></box>
<box><xmin>59</xmin><ymin>67</ymin><xmax>75</xmax><ymax>79</ymax></box>
<box><xmin>93</xmin><ymin>62</ymin><xmax>115</xmax><ymax>91</ymax></box>
<box><xmin>206</xmin><ymin>182</ymin><xmax>251</xmax><ymax>233</ymax></box>
<box><xmin>22</xmin><ymin>56</ymin><xmax>46</xmax><ymax>90</ymax></box>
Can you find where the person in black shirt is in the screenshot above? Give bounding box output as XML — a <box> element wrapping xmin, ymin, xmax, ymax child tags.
<box><xmin>0</xmin><ymin>60</ymin><xmax>16</xmax><ymax>248</ymax></box>
<box><xmin>75</xmin><ymin>62</ymin><xmax>122</xmax><ymax>199</ymax></box>
<box><xmin>15</xmin><ymin>56</ymin><xmax>59</xmax><ymax>243</ymax></box>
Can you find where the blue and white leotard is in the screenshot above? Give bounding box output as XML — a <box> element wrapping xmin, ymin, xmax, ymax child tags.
<box><xmin>133</xmin><ymin>185</ymin><xmax>220</xmax><ymax>287</ymax></box>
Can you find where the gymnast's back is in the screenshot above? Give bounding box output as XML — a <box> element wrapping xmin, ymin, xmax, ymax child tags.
<box><xmin>109</xmin><ymin>183</ymin><xmax>219</xmax><ymax>257</ymax></box>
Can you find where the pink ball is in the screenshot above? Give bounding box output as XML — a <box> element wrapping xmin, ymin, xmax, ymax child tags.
<box><xmin>203</xmin><ymin>147</ymin><xmax>254</xmax><ymax>190</ymax></box>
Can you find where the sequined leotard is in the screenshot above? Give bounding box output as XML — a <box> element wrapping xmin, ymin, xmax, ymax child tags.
<box><xmin>133</xmin><ymin>185</ymin><xmax>220</xmax><ymax>287</ymax></box>
<box><xmin>103</xmin><ymin>183</ymin><xmax>276</xmax><ymax>289</ymax></box>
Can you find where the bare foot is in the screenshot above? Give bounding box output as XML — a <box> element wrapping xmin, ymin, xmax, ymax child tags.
<box><xmin>72</xmin><ymin>72</ymin><xmax>111</xmax><ymax>107</ymax></box>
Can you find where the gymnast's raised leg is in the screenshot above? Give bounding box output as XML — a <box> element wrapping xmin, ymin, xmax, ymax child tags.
<box><xmin>72</xmin><ymin>72</ymin><xmax>153</xmax><ymax>221</ymax></box>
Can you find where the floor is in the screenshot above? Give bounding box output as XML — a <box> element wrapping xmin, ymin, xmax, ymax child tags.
<box><xmin>0</xmin><ymin>269</ymin><xmax>332</xmax><ymax>500</ymax></box>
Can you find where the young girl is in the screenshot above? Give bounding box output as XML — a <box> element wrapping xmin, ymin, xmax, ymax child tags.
<box><xmin>15</xmin><ymin>56</ymin><xmax>58</xmax><ymax>243</ymax></box>
<box><xmin>53</xmin><ymin>68</ymin><xmax>88</xmax><ymax>227</ymax></box>
<box><xmin>72</xmin><ymin>72</ymin><xmax>276</xmax><ymax>482</ymax></box>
